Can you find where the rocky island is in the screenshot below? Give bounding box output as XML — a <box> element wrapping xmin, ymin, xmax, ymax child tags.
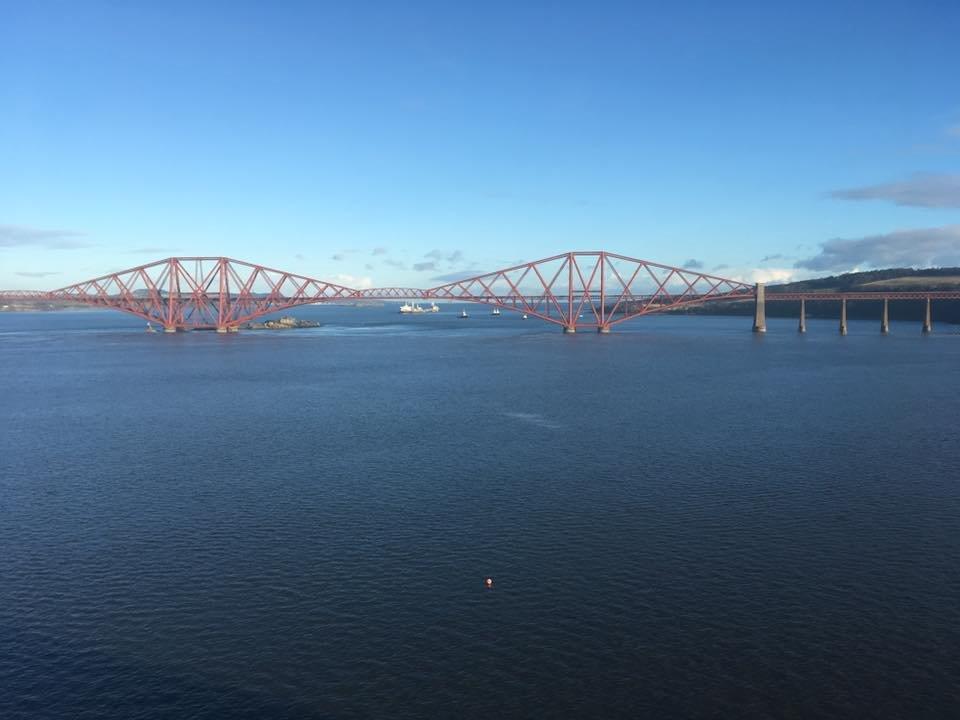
<box><xmin>245</xmin><ymin>315</ymin><xmax>320</xmax><ymax>330</ymax></box>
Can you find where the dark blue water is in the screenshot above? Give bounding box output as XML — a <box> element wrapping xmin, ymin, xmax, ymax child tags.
<box><xmin>2</xmin><ymin>307</ymin><xmax>959</xmax><ymax>718</ymax></box>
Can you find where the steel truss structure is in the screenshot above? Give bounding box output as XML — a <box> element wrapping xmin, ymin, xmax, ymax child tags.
<box><xmin>0</xmin><ymin>252</ymin><xmax>758</xmax><ymax>332</ymax></box>
<box><xmin>6</xmin><ymin>252</ymin><xmax>958</xmax><ymax>333</ymax></box>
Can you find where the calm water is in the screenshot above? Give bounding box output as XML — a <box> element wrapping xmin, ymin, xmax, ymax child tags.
<box><xmin>1</xmin><ymin>307</ymin><xmax>959</xmax><ymax>719</ymax></box>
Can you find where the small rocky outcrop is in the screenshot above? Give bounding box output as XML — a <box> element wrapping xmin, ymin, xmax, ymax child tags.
<box><xmin>245</xmin><ymin>315</ymin><xmax>320</xmax><ymax>330</ymax></box>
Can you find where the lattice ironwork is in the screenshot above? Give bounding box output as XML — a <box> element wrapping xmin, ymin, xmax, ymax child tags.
<box><xmin>1</xmin><ymin>252</ymin><xmax>759</xmax><ymax>331</ymax></box>
<box><xmin>6</xmin><ymin>252</ymin><xmax>960</xmax><ymax>332</ymax></box>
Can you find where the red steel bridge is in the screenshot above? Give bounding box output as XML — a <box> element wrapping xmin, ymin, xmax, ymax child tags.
<box><xmin>2</xmin><ymin>252</ymin><xmax>959</xmax><ymax>334</ymax></box>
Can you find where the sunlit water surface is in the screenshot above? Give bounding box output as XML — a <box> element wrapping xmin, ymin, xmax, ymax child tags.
<box><xmin>2</xmin><ymin>307</ymin><xmax>959</xmax><ymax>718</ymax></box>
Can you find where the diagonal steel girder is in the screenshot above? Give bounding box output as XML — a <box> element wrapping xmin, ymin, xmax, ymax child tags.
<box><xmin>0</xmin><ymin>252</ymin><xmax>758</xmax><ymax>330</ymax></box>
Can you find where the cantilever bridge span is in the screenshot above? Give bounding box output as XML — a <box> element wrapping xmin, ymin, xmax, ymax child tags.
<box><xmin>0</xmin><ymin>252</ymin><xmax>756</xmax><ymax>333</ymax></box>
<box><xmin>2</xmin><ymin>252</ymin><xmax>958</xmax><ymax>334</ymax></box>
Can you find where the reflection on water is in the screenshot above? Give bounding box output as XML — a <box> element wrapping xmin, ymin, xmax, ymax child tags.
<box><xmin>1</xmin><ymin>307</ymin><xmax>959</xmax><ymax>719</ymax></box>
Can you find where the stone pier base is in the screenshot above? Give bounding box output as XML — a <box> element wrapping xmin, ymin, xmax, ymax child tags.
<box><xmin>752</xmin><ymin>283</ymin><xmax>766</xmax><ymax>333</ymax></box>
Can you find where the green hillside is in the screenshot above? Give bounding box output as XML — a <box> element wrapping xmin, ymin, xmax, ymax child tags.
<box><xmin>681</xmin><ymin>267</ymin><xmax>960</xmax><ymax>324</ymax></box>
<box><xmin>769</xmin><ymin>267</ymin><xmax>960</xmax><ymax>293</ymax></box>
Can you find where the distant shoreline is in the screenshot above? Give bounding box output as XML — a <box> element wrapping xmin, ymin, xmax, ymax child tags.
<box><xmin>5</xmin><ymin>266</ymin><xmax>960</xmax><ymax>324</ymax></box>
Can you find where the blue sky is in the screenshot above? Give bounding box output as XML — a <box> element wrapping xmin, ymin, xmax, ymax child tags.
<box><xmin>2</xmin><ymin>0</ymin><xmax>959</xmax><ymax>290</ymax></box>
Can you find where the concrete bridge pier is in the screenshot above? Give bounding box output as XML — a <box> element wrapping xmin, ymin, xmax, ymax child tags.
<box><xmin>164</xmin><ymin>325</ymin><xmax>177</xmax><ymax>334</ymax></box>
<box><xmin>216</xmin><ymin>326</ymin><xmax>228</xmax><ymax>334</ymax></box>
<box><xmin>839</xmin><ymin>299</ymin><xmax>848</xmax><ymax>335</ymax></box>
<box><xmin>752</xmin><ymin>283</ymin><xmax>766</xmax><ymax>333</ymax></box>
<box><xmin>922</xmin><ymin>297</ymin><xmax>932</xmax><ymax>334</ymax></box>
<box><xmin>563</xmin><ymin>325</ymin><xmax>577</xmax><ymax>334</ymax></box>
<box><xmin>880</xmin><ymin>299</ymin><xmax>889</xmax><ymax>334</ymax></box>
<box><xmin>798</xmin><ymin>298</ymin><xmax>806</xmax><ymax>333</ymax></box>
<box><xmin>597</xmin><ymin>325</ymin><xmax>611</xmax><ymax>334</ymax></box>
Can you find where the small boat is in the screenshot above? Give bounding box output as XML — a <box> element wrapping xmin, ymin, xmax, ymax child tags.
<box><xmin>491</xmin><ymin>307</ymin><xmax>501</xmax><ymax>316</ymax></box>
<box><xmin>146</xmin><ymin>322</ymin><xmax>157</xmax><ymax>333</ymax></box>
<box><xmin>460</xmin><ymin>309</ymin><xmax>469</xmax><ymax>318</ymax></box>
<box><xmin>522</xmin><ymin>314</ymin><xmax>528</xmax><ymax>320</ymax></box>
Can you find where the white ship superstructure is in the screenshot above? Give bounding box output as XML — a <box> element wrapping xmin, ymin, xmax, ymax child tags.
<box><xmin>399</xmin><ymin>302</ymin><xmax>440</xmax><ymax>314</ymax></box>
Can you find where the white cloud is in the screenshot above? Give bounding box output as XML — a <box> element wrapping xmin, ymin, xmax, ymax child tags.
<box><xmin>334</xmin><ymin>273</ymin><xmax>373</xmax><ymax>289</ymax></box>
<box><xmin>745</xmin><ymin>268</ymin><xmax>796</xmax><ymax>284</ymax></box>
<box><xmin>716</xmin><ymin>266</ymin><xmax>800</xmax><ymax>285</ymax></box>
<box><xmin>795</xmin><ymin>225</ymin><xmax>960</xmax><ymax>271</ymax></box>
<box><xmin>829</xmin><ymin>173</ymin><xmax>960</xmax><ymax>208</ymax></box>
<box><xmin>0</xmin><ymin>224</ymin><xmax>89</xmax><ymax>249</ymax></box>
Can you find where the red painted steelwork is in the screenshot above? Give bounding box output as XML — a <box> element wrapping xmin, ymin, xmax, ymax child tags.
<box><xmin>0</xmin><ymin>252</ymin><xmax>756</xmax><ymax>331</ymax></box>
<box><xmin>1</xmin><ymin>257</ymin><xmax>355</xmax><ymax>330</ymax></box>
<box><xmin>2</xmin><ymin>253</ymin><xmax>956</xmax><ymax>331</ymax></box>
<box><xmin>394</xmin><ymin>251</ymin><xmax>756</xmax><ymax>330</ymax></box>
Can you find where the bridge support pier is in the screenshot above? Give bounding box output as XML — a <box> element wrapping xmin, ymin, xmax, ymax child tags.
<box><xmin>598</xmin><ymin>325</ymin><xmax>611</xmax><ymax>334</ymax></box>
<box><xmin>164</xmin><ymin>325</ymin><xmax>177</xmax><ymax>334</ymax></box>
<box><xmin>563</xmin><ymin>325</ymin><xmax>577</xmax><ymax>334</ymax></box>
<box><xmin>881</xmin><ymin>299</ymin><xmax>889</xmax><ymax>334</ymax></box>
<box><xmin>798</xmin><ymin>298</ymin><xmax>806</xmax><ymax>333</ymax></box>
<box><xmin>839</xmin><ymin>299</ymin><xmax>848</xmax><ymax>335</ymax></box>
<box><xmin>216</xmin><ymin>326</ymin><xmax>228</xmax><ymax>334</ymax></box>
<box><xmin>922</xmin><ymin>297</ymin><xmax>932</xmax><ymax>334</ymax></box>
<box><xmin>752</xmin><ymin>283</ymin><xmax>766</xmax><ymax>333</ymax></box>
